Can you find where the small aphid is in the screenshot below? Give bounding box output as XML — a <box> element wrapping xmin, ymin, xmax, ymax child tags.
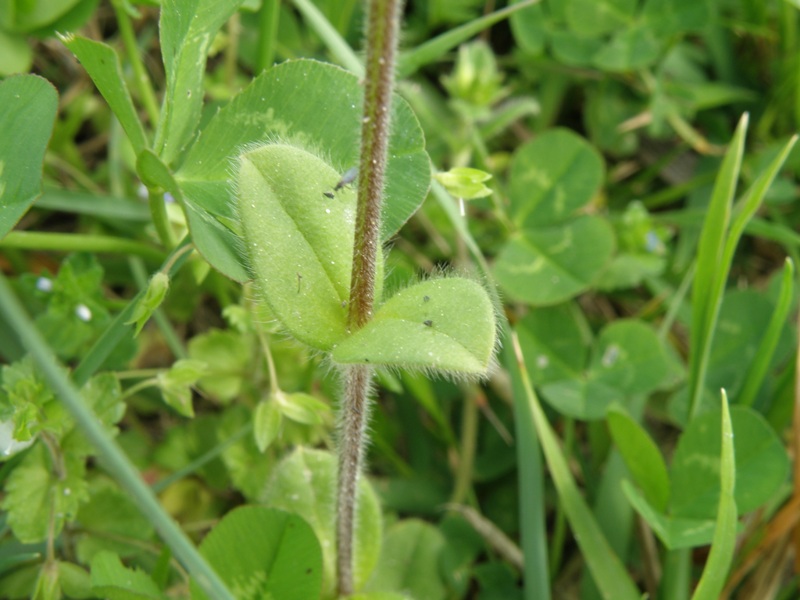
<box><xmin>334</xmin><ymin>167</ymin><xmax>358</xmax><ymax>192</ymax></box>
<box><xmin>423</xmin><ymin>320</ymin><xmax>433</xmax><ymax>327</ymax></box>
<box><xmin>323</xmin><ymin>191</ymin><xmax>335</xmax><ymax>199</ymax></box>
<box><xmin>423</xmin><ymin>295</ymin><xmax>430</xmax><ymax>303</ymax></box>
<box><xmin>297</xmin><ymin>272</ymin><xmax>303</xmax><ymax>293</ymax></box>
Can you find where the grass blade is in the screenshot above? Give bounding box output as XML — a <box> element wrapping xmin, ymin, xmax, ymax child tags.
<box><xmin>738</xmin><ymin>258</ymin><xmax>795</xmax><ymax>407</ymax></box>
<box><xmin>688</xmin><ymin>114</ymin><xmax>747</xmax><ymax>419</ymax></box>
<box><xmin>503</xmin><ymin>341</ymin><xmax>551</xmax><ymax>600</ymax></box>
<box><xmin>690</xmin><ymin>390</ymin><xmax>737</xmax><ymax>600</ymax></box>
<box><xmin>511</xmin><ymin>332</ymin><xmax>641</xmax><ymax>600</ymax></box>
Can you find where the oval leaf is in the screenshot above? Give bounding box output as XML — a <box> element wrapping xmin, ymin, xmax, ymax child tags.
<box><xmin>190</xmin><ymin>506</ymin><xmax>322</xmax><ymax>600</ymax></box>
<box><xmin>494</xmin><ymin>215</ymin><xmax>615</xmax><ymax>306</ymax></box>
<box><xmin>0</xmin><ymin>74</ymin><xmax>58</xmax><ymax>239</ymax></box>
<box><xmin>332</xmin><ymin>278</ymin><xmax>497</xmax><ymax>377</ymax></box>
<box><xmin>176</xmin><ymin>59</ymin><xmax>430</xmax><ymax>281</ymax></box>
<box><xmin>670</xmin><ymin>405</ymin><xmax>789</xmax><ymax>519</ymax></box>
<box><xmin>364</xmin><ymin>520</ymin><xmax>447</xmax><ymax>600</ymax></box>
<box><xmin>237</xmin><ymin>143</ymin><xmax>366</xmax><ymax>350</ymax></box>
<box><xmin>258</xmin><ymin>448</ymin><xmax>382</xmax><ymax>598</ymax></box>
<box><xmin>508</xmin><ymin>128</ymin><xmax>604</xmax><ymax>228</ymax></box>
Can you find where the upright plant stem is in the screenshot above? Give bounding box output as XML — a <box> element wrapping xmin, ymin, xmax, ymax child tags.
<box><xmin>337</xmin><ymin>0</ymin><xmax>403</xmax><ymax>595</ymax></box>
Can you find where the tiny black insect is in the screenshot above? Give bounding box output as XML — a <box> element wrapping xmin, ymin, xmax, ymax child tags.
<box><xmin>423</xmin><ymin>295</ymin><xmax>430</xmax><ymax>303</ymax></box>
<box><xmin>323</xmin><ymin>191</ymin><xmax>335</xmax><ymax>199</ymax></box>
<box><xmin>423</xmin><ymin>320</ymin><xmax>433</xmax><ymax>327</ymax></box>
<box><xmin>334</xmin><ymin>167</ymin><xmax>358</xmax><ymax>192</ymax></box>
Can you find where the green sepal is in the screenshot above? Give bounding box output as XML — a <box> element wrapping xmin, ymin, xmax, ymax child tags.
<box><xmin>332</xmin><ymin>278</ymin><xmax>497</xmax><ymax>377</ymax></box>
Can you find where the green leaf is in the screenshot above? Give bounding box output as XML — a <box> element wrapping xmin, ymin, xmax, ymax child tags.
<box><xmin>60</xmin><ymin>34</ymin><xmax>148</xmax><ymax>154</ymax></box>
<box><xmin>157</xmin><ymin>359</ymin><xmax>206</xmax><ymax>417</ymax></box>
<box><xmin>549</xmin><ymin>30</ymin><xmax>605</xmax><ymax>67</ymax></box>
<box><xmin>191</xmin><ymin>506</ymin><xmax>322</xmax><ymax>600</ymax></box>
<box><xmin>1</xmin><ymin>0</ymin><xmax>83</xmax><ymax>33</ymax></box>
<box><xmin>364</xmin><ymin>520</ymin><xmax>447</xmax><ymax>600</ymax></box>
<box><xmin>433</xmin><ymin>167</ymin><xmax>492</xmax><ymax>200</ymax></box>
<box><xmin>3</xmin><ymin>443</ymin><xmax>89</xmax><ymax>543</ymax></box>
<box><xmin>177</xmin><ymin>59</ymin><xmax>430</xmax><ymax>253</ymax></box>
<box><xmin>253</xmin><ymin>401</ymin><xmax>282</xmax><ymax>452</ymax></box>
<box><xmin>641</xmin><ymin>0</ymin><xmax>710</xmax><ymax>36</ymax></box>
<box><xmin>332</xmin><ymin>277</ymin><xmax>497</xmax><ymax>377</ymax></box>
<box><xmin>277</xmin><ymin>391</ymin><xmax>331</xmax><ymax>426</ymax></box>
<box><xmin>539</xmin><ymin>319</ymin><xmax>682</xmax><ymax>419</ymax></box>
<box><xmin>738</xmin><ymin>259</ymin><xmax>795</xmax><ymax>407</ymax></box>
<box><xmin>154</xmin><ymin>0</ymin><xmax>242</xmax><ymax>165</ymax></box>
<box><xmin>0</xmin><ymin>29</ymin><xmax>33</xmax><ymax>75</ymax></box>
<box><xmin>90</xmin><ymin>551</ymin><xmax>163</xmax><ymax>600</ymax></box>
<box><xmin>515</xmin><ymin>302</ymin><xmax>589</xmax><ymax>385</ymax></box>
<box><xmin>236</xmin><ymin>143</ymin><xmax>361</xmax><ymax>350</ymax></box>
<box><xmin>509</xmin><ymin>0</ymin><xmax>547</xmax><ymax>54</ymax></box>
<box><xmin>607</xmin><ymin>406</ymin><xmax>670</xmax><ymax>512</ymax></box>
<box><xmin>258</xmin><ymin>448</ymin><xmax>382</xmax><ymax>598</ymax></box>
<box><xmin>670</xmin><ymin>406</ymin><xmax>788</xmax><ymax>519</ymax></box>
<box><xmin>704</xmin><ymin>290</ymin><xmax>794</xmax><ymax>400</ymax></box>
<box><xmin>508</xmin><ymin>129</ymin><xmax>605</xmax><ymax>228</ymax></box>
<box><xmin>494</xmin><ymin>216</ymin><xmax>615</xmax><ymax>306</ymax></box>
<box><xmin>0</xmin><ymin>74</ymin><xmax>58</xmax><ymax>239</ymax></box>
<box><xmin>1</xmin><ymin>355</ymin><xmax>62</xmax><ymax>442</ymax></box>
<box><xmin>127</xmin><ymin>272</ymin><xmax>170</xmax><ymax>336</ymax></box>
<box><xmin>58</xmin><ymin>562</ymin><xmax>92</xmax><ymax>599</ymax></box>
<box><xmin>593</xmin><ymin>25</ymin><xmax>660</xmax><ymax>72</ymax></box>
<box><xmin>622</xmin><ymin>482</ymin><xmax>716</xmax><ymax>549</ymax></box>
<box><xmin>565</xmin><ymin>0</ymin><xmax>637</xmax><ymax>37</ymax></box>
<box><xmin>33</xmin><ymin>561</ymin><xmax>61</xmax><ymax>600</ymax></box>
<box><xmin>187</xmin><ymin>329</ymin><xmax>253</xmax><ymax>402</ymax></box>
<box><xmin>513</xmin><ymin>334</ymin><xmax>641</xmax><ymax>599</ymax></box>
<box><xmin>398</xmin><ymin>1</ymin><xmax>542</xmax><ymax>77</ymax></box>
<box><xmin>691</xmin><ymin>391</ymin><xmax>737</xmax><ymax>600</ymax></box>
<box><xmin>688</xmin><ymin>114</ymin><xmax>747</xmax><ymax>418</ymax></box>
<box><xmin>75</xmin><ymin>480</ymin><xmax>155</xmax><ymax>564</ymax></box>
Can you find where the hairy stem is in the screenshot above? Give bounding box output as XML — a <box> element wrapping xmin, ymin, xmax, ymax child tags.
<box><xmin>336</xmin><ymin>364</ymin><xmax>373</xmax><ymax>594</ymax></box>
<box><xmin>347</xmin><ymin>0</ymin><xmax>402</xmax><ymax>330</ymax></box>
<box><xmin>337</xmin><ymin>0</ymin><xmax>403</xmax><ymax>595</ymax></box>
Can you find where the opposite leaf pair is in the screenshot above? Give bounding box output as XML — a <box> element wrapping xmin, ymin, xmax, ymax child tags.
<box><xmin>236</xmin><ymin>143</ymin><xmax>497</xmax><ymax>378</ymax></box>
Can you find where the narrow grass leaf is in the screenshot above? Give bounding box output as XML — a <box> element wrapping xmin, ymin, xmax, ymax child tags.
<box><xmin>688</xmin><ymin>114</ymin><xmax>748</xmax><ymax>419</ymax></box>
<box><xmin>739</xmin><ymin>258</ymin><xmax>795</xmax><ymax>406</ymax></box>
<box><xmin>511</xmin><ymin>333</ymin><xmax>640</xmax><ymax>600</ymax></box>
<box><xmin>61</xmin><ymin>34</ymin><xmax>148</xmax><ymax>154</ymax></box>
<box><xmin>690</xmin><ymin>390</ymin><xmax>737</xmax><ymax>600</ymax></box>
